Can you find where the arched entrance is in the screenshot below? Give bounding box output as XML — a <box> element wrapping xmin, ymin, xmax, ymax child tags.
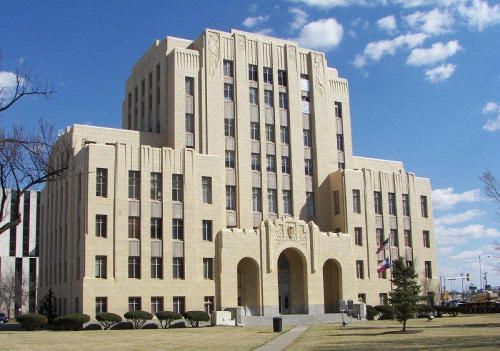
<box><xmin>277</xmin><ymin>248</ymin><xmax>308</xmax><ymax>314</ymax></box>
<box><xmin>237</xmin><ymin>257</ymin><xmax>260</xmax><ymax>316</ymax></box>
<box><xmin>323</xmin><ymin>259</ymin><xmax>342</xmax><ymax>313</ymax></box>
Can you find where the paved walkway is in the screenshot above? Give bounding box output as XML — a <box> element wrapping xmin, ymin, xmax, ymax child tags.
<box><xmin>254</xmin><ymin>325</ymin><xmax>309</xmax><ymax>351</ymax></box>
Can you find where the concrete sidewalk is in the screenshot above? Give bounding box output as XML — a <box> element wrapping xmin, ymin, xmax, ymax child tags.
<box><xmin>254</xmin><ymin>325</ymin><xmax>309</xmax><ymax>351</ymax></box>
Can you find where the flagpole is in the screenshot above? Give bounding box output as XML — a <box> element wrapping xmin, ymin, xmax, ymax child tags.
<box><xmin>388</xmin><ymin>231</ymin><xmax>393</xmax><ymax>293</ymax></box>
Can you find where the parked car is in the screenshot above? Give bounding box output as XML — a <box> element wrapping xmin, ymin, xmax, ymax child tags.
<box><xmin>0</xmin><ymin>313</ymin><xmax>8</xmax><ymax>324</ymax></box>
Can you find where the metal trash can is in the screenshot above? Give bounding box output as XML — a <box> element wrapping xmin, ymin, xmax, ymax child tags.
<box><xmin>273</xmin><ymin>317</ymin><xmax>282</xmax><ymax>332</ymax></box>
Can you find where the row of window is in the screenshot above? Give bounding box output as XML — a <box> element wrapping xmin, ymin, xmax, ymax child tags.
<box><xmin>355</xmin><ymin>260</ymin><xmax>433</xmax><ymax>279</ymax></box>
<box><xmin>223</xmin><ymin>60</ymin><xmax>288</xmax><ymax>87</ymax></box>
<box><xmin>354</xmin><ymin>227</ymin><xmax>431</xmax><ymax>248</ymax></box>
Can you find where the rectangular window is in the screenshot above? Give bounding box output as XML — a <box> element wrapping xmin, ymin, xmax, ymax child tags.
<box><xmin>280</xmin><ymin>126</ymin><xmax>289</xmax><ymax>144</ymax></box>
<box><xmin>305</xmin><ymin>159</ymin><xmax>313</xmax><ymax>176</ymax></box>
<box><xmin>334</xmin><ymin>101</ymin><xmax>342</xmax><ymax>118</ymax></box>
<box><xmin>203</xmin><ymin>258</ymin><xmax>214</xmax><ymax>280</ymax></box>
<box><xmin>150</xmin><ymin>172</ymin><xmax>162</xmax><ymax>200</ymax></box>
<box><xmin>264</xmin><ymin>90</ymin><xmax>273</xmax><ymax>107</ymax></box>
<box><xmin>281</xmin><ymin>156</ymin><xmax>290</xmax><ymax>174</ymax></box>
<box><xmin>128</xmin><ymin>171</ymin><xmax>140</xmax><ymax>199</ymax></box>
<box><xmin>404</xmin><ymin>230</ymin><xmax>412</xmax><ymax>247</ymax></box>
<box><xmin>223</xmin><ymin>60</ymin><xmax>233</xmax><ymax>77</ymax></box>
<box><xmin>185</xmin><ymin>113</ymin><xmax>194</xmax><ymax>133</ymax></box>
<box><xmin>388</xmin><ymin>193</ymin><xmax>397</xmax><ymax>215</ymax></box>
<box><xmin>420</xmin><ymin>196</ymin><xmax>428</xmax><ymax>218</ymax></box>
<box><xmin>251</xmin><ymin>153</ymin><xmax>261</xmax><ymax>171</ymax></box>
<box><xmin>185</xmin><ymin>77</ymin><xmax>194</xmax><ymax>96</ymax></box>
<box><xmin>249</xmin><ymin>87</ymin><xmax>258</xmax><ymax>105</ymax></box>
<box><xmin>128</xmin><ymin>257</ymin><xmax>141</xmax><ymax>279</ymax></box>
<box><xmin>336</xmin><ymin>134</ymin><xmax>344</xmax><ymax>151</ymax></box>
<box><xmin>379</xmin><ymin>293</ymin><xmax>388</xmax><ymax>306</ymax></box>
<box><xmin>151</xmin><ymin>297</ymin><xmax>164</xmax><ymax>315</ymax></box>
<box><xmin>151</xmin><ymin>257</ymin><xmax>163</xmax><ymax>279</ymax></box>
<box><xmin>202</xmin><ymin>220</ymin><xmax>213</xmax><ymax>241</ymax></box>
<box><xmin>96</xmin><ymin>297</ymin><xmax>107</xmax><ymax>315</ymax></box>
<box><xmin>224</xmin><ymin>83</ymin><xmax>233</xmax><ymax>101</ymax></box>
<box><xmin>263</xmin><ymin>67</ymin><xmax>273</xmax><ymax>84</ymax></box>
<box><xmin>425</xmin><ymin>261</ymin><xmax>432</xmax><ymax>278</ymax></box>
<box><xmin>355</xmin><ymin>227</ymin><xmax>363</xmax><ymax>246</ymax></box>
<box><xmin>250</xmin><ymin>122</ymin><xmax>260</xmax><ymax>140</ymax></box>
<box><xmin>172</xmin><ymin>174</ymin><xmax>183</xmax><ymax>202</ymax></box>
<box><xmin>95</xmin><ymin>256</ymin><xmax>107</xmax><ymax>279</ymax></box>
<box><xmin>266</xmin><ymin>155</ymin><xmax>276</xmax><ymax>173</ymax></box>
<box><xmin>226</xmin><ymin>186</ymin><xmax>236</xmax><ymax>210</ymax></box>
<box><xmin>172</xmin><ymin>219</ymin><xmax>184</xmax><ymax>240</ymax></box>
<box><xmin>356</xmin><ymin>260</ymin><xmax>364</xmax><ymax>279</ymax></box>
<box><xmin>265</xmin><ymin>124</ymin><xmax>275</xmax><ymax>142</ymax></box>
<box><xmin>333</xmin><ymin>190</ymin><xmax>340</xmax><ymax>214</ymax></box>
<box><xmin>374</xmin><ymin>191</ymin><xmax>383</xmax><ymax>215</ymax></box>
<box><xmin>252</xmin><ymin>187</ymin><xmax>262</xmax><ymax>212</ymax></box>
<box><xmin>283</xmin><ymin>190</ymin><xmax>292</xmax><ymax>214</ymax></box>
<box><xmin>128</xmin><ymin>297</ymin><xmax>141</xmax><ymax>311</ymax></box>
<box><xmin>338</xmin><ymin>163</ymin><xmax>345</xmax><ymax>170</ymax></box>
<box><xmin>279</xmin><ymin>92</ymin><xmax>288</xmax><ymax>109</ymax></box>
<box><xmin>268</xmin><ymin>189</ymin><xmax>277</xmax><ymax>213</ymax></box>
<box><xmin>306</xmin><ymin>192</ymin><xmax>315</xmax><ymax>217</ymax></box>
<box><xmin>303</xmin><ymin>130</ymin><xmax>312</xmax><ymax>147</ymax></box>
<box><xmin>96</xmin><ymin>215</ymin><xmax>107</xmax><ymax>238</ymax></box>
<box><xmin>225</xmin><ymin>150</ymin><xmax>235</xmax><ymax>168</ymax></box>
<box><xmin>151</xmin><ymin>217</ymin><xmax>162</xmax><ymax>239</ymax></box>
<box><xmin>202</xmin><ymin>177</ymin><xmax>212</xmax><ymax>204</ymax></box>
<box><xmin>128</xmin><ymin>217</ymin><xmax>140</xmax><ymax>239</ymax></box>
<box><xmin>173</xmin><ymin>258</ymin><xmax>184</xmax><ymax>279</ymax></box>
<box><xmin>358</xmin><ymin>293</ymin><xmax>366</xmax><ymax>304</ymax></box>
<box><xmin>390</xmin><ymin>229</ymin><xmax>398</xmax><ymax>247</ymax></box>
<box><xmin>423</xmin><ymin>230</ymin><xmax>430</xmax><ymax>248</ymax></box>
<box><xmin>248</xmin><ymin>64</ymin><xmax>258</xmax><ymax>81</ymax></box>
<box><xmin>353</xmin><ymin>189</ymin><xmax>361</xmax><ymax>213</ymax></box>
<box><xmin>173</xmin><ymin>297</ymin><xmax>185</xmax><ymax>314</ymax></box>
<box><xmin>402</xmin><ymin>194</ymin><xmax>410</xmax><ymax>216</ymax></box>
<box><xmin>224</xmin><ymin>118</ymin><xmax>235</xmax><ymax>137</ymax></box>
<box><xmin>278</xmin><ymin>70</ymin><xmax>287</xmax><ymax>86</ymax></box>
<box><xmin>96</xmin><ymin>168</ymin><xmax>108</xmax><ymax>197</ymax></box>
<box><xmin>204</xmin><ymin>296</ymin><xmax>214</xmax><ymax>315</ymax></box>
<box><xmin>376</xmin><ymin>228</ymin><xmax>384</xmax><ymax>246</ymax></box>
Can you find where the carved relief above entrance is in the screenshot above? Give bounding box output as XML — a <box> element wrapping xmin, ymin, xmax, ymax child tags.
<box><xmin>274</xmin><ymin>218</ymin><xmax>308</xmax><ymax>250</ymax></box>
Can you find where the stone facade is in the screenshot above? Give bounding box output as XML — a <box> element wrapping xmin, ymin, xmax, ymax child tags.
<box><xmin>39</xmin><ymin>29</ymin><xmax>439</xmax><ymax>318</ymax></box>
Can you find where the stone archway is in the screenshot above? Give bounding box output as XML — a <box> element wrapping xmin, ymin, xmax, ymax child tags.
<box><xmin>277</xmin><ymin>248</ymin><xmax>308</xmax><ymax>314</ymax></box>
<box><xmin>237</xmin><ymin>257</ymin><xmax>260</xmax><ymax>316</ymax></box>
<box><xmin>323</xmin><ymin>259</ymin><xmax>342</xmax><ymax>313</ymax></box>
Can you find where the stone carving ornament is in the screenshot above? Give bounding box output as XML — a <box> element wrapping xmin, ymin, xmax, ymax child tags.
<box><xmin>207</xmin><ymin>31</ymin><xmax>220</xmax><ymax>76</ymax></box>
<box><xmin>274</xmin><ymin>220</ymin><xmax>307</xmax><ymax>249</ymax></box>
<box><xmin>314</xmin><ymin>53</ymin><xmax>326</xmax><ymax>100</ymax></box>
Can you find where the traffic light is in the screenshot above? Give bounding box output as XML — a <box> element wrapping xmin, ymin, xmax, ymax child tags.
<box><xmin>466</xmin><ymin>273</ymin><xmax>470</xmax><ymax>281</ymax></box>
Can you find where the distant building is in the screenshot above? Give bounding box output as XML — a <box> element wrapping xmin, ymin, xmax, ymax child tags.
<box><xmin>39</xmin><ymin>29</ymin><xmax>439</xmax><ymax>318</ymax></box>
<box><xmin>0</xmin><ymin>190</ymin><xmax>40</xmax><ymax>317</ymax></box>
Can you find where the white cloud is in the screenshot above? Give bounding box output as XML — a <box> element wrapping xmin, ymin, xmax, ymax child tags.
<box><xmin>242</xmin><ymin>15</ymin><xmax>270</xmax><ymax>28</ymax></box>
<box><xmin>482</xmin><ymin>101</ymin><xmax>500</xmax><ymax>132</ymax></box>
<box><xmin>254</xmin><ymin>28</ymin><xmax>274</xmax><ymax>36</ymax></box>
<box><xmin>296</xmin><ymin>18</ymin><xmax>344</xmax><ymax>50</ymax></box>
<box><xmin>377</xmin><ymin>15</ymin><xmax>397</xmax><ymax>33</ymax></box>
<box><xmin>432</xmin><ymin>187</ymin><xmax>482</xmax><ymax>210</ymax></box>
<box><xmin>0</xmin><ymin>71</ymin><xmax>24</xmax><ymax>100</ymax></box>
<box><xmin>407</xmin><ymin>40</ymin><xmax>461</xmax><ymax>66</ymax></box>
<box><xmin>289</xmin><ymin>0</ymin><xmax>379</xmax><ymax>8</ymax></box>
<box><xmin>406</xmin><ymin>8</ymin><xmax>455</xmax><ymax>35</ymax></box>
<box><xmin>290</xmin><ymin>8</ymin><xmax>308</xmax><ymax>30</ymax></box>
<box><xmin>438</xmin><ymin>246</ymin><xmax>454</xmax><ymax>256</ymax></box>
<box><xmin>435</xmin><ymin>223</ymin><xmax>500</xmax><ymax>245</ymax></box>
<box><xmin>458</xmin><ymin>0</ymin><xmax>500</xmax><ymax>31</ymax></box>
<box><xmin>434</xmin><ymin>209</ymin><xmax>485</xmax><ymax>226</ymax></box>
<box><xmin>425</xmin><ymin>63</ymin><xmax>456</xmax><ymax>83</ymax></box>
<box><xmin>354</xmin><ymin>32</ymin><xmax>427</xmax><ymax>67</ymax></box>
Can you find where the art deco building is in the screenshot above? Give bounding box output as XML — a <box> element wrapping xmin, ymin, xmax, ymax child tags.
<box><xmin>0</xmin><ymin>190</ymin><xmax>40</xmax><ymax>317</ymax></box>
<box><xmin>39</xmin><ymin>29</ymin><xmax>439</xmax><ymax>318</ymax></box>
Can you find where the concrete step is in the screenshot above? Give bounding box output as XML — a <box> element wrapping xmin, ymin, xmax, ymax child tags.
<box><xmin>244</xmin><ymin>313</ymin><xmax>361</xmax><ymax>326</ymax></box>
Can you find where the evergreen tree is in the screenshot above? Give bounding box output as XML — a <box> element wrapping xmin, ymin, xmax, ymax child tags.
<box><xmin>389</xmin><ymin>257</ymin><xmax>423</xmax><ymax>332</ymax></box>
<box><xmin>38</xmin><ymin>288</ymin><xmax>57</xmax><ymax>323</ymax></box>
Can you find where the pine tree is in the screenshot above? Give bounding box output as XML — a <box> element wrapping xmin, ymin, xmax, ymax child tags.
<box><xmin>38</xmin><ymin>288</ymin><xmax>57</xmax><ymax>323</ymax></box>
<box><xmin>389</xmin><ymin>257</ymin><xmax>423</xmax><ymax>332</ymax></box>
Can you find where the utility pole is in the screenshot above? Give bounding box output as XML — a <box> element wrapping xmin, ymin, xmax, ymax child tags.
<box><xmin>460</xmin><ymin>273</ymin><xmax>464</xmax><ymax>298</ymax></box>
<box><xmin>479</xmin><ymin>255</ymin><xmax>482</xmax><ymax>291</ymax></box>
<box><xmin>483</xmin><ymin>272</ymin><xmax>488</xmax><ymax>289</ymax></box>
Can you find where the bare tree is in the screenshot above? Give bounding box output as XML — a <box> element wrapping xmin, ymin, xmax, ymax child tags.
<box><xmin>0</xmin><ymin>271</ymin><xmax>29</xmax><ymax>318</ymax></box>
<box><xmin>480</xmin><ymin>171</ymin><xmax>500</xmax><ymax>221</ymax></box>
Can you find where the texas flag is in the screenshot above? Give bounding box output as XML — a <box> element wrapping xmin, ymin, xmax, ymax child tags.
<box><xmin>377</xmin><ymin>258</ymin><xmax>391</xmax><ymax>273</ymax></box>
<box><xmin>376</xmin><ymin>238</ymin><xmax>390</xmax><ymax>254</ymax></box>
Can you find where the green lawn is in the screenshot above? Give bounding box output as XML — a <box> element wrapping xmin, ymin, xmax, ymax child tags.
<box><xmin>286</xmin><ymin>314</ymin><xmax>500</xmax><ymax>351</ymax></box>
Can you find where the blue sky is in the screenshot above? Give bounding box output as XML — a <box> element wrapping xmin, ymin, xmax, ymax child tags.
<box><xmin>1</xmin><ymin>0</ymin><xmax>499</xmax><ymax>289</ymax></box>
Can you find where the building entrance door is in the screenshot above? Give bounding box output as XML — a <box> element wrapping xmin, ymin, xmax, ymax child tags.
<box><xmin>277</xmin><ymin>248</ymin><xmax>307</xmax><ymax>314</ymax></box>
<box><xmin>278</xmin><ymin>254</ymin><xmax>291</xmax><ymax>314</ymax></box>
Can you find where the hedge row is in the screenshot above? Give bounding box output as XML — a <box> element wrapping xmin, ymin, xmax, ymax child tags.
<box><xmin>366</xmin><ymin>304</ymin><xmax>460</xmax><ymax>320</ymax></box>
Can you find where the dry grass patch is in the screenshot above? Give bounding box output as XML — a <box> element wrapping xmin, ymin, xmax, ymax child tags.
<box><xmin>286</xmin><ymin>314</ymin><xmax>500</xmax><ymax>351</ymax></box>
<box><xmin>1</xmin><ymin>325</ymin><xmax>290</xmax><ymax>351</ymax></box>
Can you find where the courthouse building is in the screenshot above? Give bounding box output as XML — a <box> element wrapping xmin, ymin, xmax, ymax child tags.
<box><xmin>39</xmin><ymin>29</ymin><xmax>439</xmax><ymax>318</ymax></box>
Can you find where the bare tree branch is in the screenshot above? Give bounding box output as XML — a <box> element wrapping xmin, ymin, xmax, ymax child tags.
<box><xmin>480</xmin><ymin>170</ymin><xmax>500</xmax><ymax>221</ymax></box>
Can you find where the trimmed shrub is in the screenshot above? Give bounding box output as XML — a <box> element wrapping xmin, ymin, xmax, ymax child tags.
<box><xmin>124</xmin><ymin>310</ymin><xmax>153</xmax><ymax>329</ymax></box>
<box><xmin>110</xmin><ymin>321</ymin><xmax>133</xmax><ymax>330</ymax></box>
<box><xmin>416</xmin><ymin>304</ymin><xmax>435</xmax><ymax>318</ymax></box>
<box><xmin>96</xmin><ymin>312</ymin><xmax>122</xmax><ymax>330</ymax></box>
<box><xmin>182</xmin><ymin>311</ymin><xmax>210</xmax><ymax>328</ymax></box>
<box><xmin>54</xmin><ymin>314</ymin><xmax>91</xmax><ymax>331</ymax></box>
<box><xmin>16</xmin><ymin>313</ymin><xmax>48</xmax><ymax>331</ymax></box>
<box><xmin>374</xmin><ymin>305</ymin><xmax>393</xmax><ymax>320</ymax></box>
<box><xmin>366</xmin><ymin>305</ymin><xmax>378</xmax><ymax>320</ymax></box>
<box><xmin>83</xmin><ymin>323</ymin><xmax>102</xmax><ymax>330</ymax></box>
<box><xmin>155</xmin><ymin>311</ymin><xmax>183</xmax><ymax>329</ymax></box>
<box><xmin>142</xmin><ymin>323</ymin><xmax>158</xmax><ymax>329</ymax></box>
